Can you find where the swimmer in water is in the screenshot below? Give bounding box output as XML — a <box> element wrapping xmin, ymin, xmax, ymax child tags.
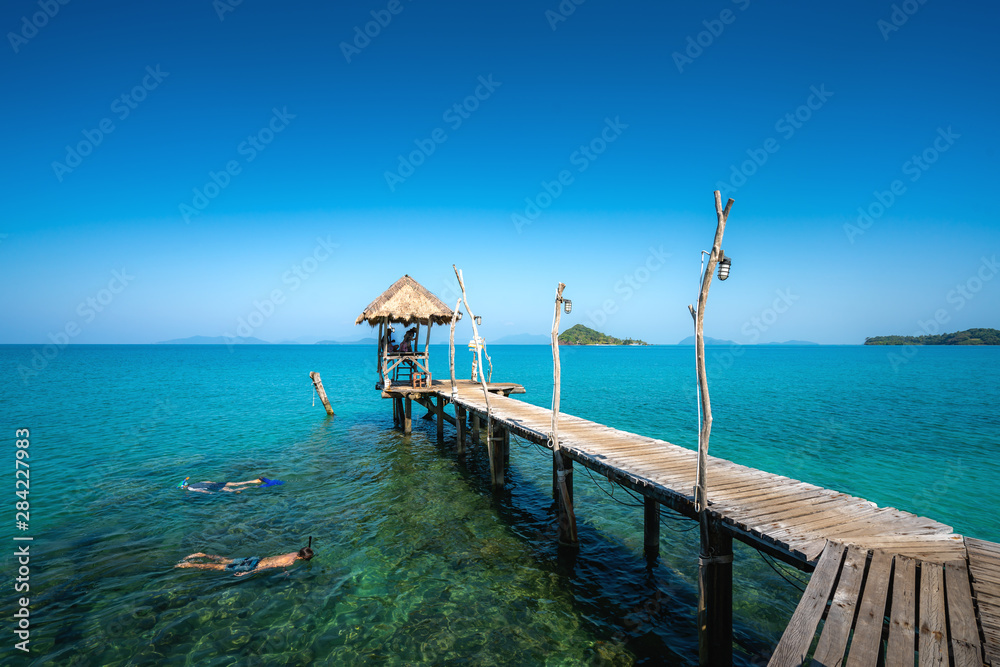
<box><xmin>178</xmin><ymin>477</ymin><xmax>280</xmax><ymax>494</ymax></box>
<box><xmin>175</xmin><ymin>538</ymin><xmax>314</xmax><ymax>577</ymax></box>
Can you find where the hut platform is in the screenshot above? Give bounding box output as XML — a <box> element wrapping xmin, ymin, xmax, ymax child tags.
<box><xmin>387</xmin><ymin>381</ymin><xmax>1000</xmax><ymax>665</ymax></box>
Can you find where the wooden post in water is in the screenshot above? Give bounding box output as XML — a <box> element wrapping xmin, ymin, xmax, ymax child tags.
<box><xmin>551</xmin><ymin>282</ymin><xmax>578</xmax><ymax>546</ymax></box>
<box><xmin>309</xmin><ymin>372</ymin><xmax>335</xmax><ymax>416</ymax></box>
<box><xmin>644</xmin><ymin>497</ymin><xmax>660</xmax><ymax>559</ymax></box>
<box><xmin>489</xmin><ymin>422</ymin><xmax>506</xmax><ymax>486</ymax></box>
<box><xmin>436</xmin><ymin>395</ymin><xmax>445</xmax><ymax>442</ymax></box>
<box><xmin>471</xmin><ymin>413</ymin><xmax>480</xmax><ymax>445</ymax></box>
<box><xmin>689</xmin><ymin>191</ymin><xmax>734</xmax><ymax>667</ymax></box>
<box><xmin>456</xmin><ymin>405</ymin><xmax>466</xmax><ymax>454</ymax></box>
<box><xmin>404</xmin><ymin>396</ymin><xmax>412</xmax><ymax>435</ymax></box>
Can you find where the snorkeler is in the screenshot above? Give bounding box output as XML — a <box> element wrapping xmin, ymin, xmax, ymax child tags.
<box><xmin>178</xmin><ymin>477</ymin><xmax>284</xmax><ymax>494</ymax></box>
<box><xmin>175</xmin><ymin>538</ymin><xmax>314</xmax><ymax>577</ymax></box>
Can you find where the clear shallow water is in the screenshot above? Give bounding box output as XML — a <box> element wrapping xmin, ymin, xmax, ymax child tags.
<box><xmin>2</xmin><ymin>344</ymin><xmax>997</xmax><ymax>665</ymax></box>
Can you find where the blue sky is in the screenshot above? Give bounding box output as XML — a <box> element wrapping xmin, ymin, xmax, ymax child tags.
<box><xmin>2</xmin><ymin>0</ymin><xmax>997</xmax><ymax>345</ymax></box>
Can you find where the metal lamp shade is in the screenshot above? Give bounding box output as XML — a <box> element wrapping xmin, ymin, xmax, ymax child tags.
<box><xmin>718</xmin><ymin>256</ymin><xmax>731</xmax><ymax>281</ymax></box>
<box><xmin>564</xmin><ymin>299</ymin><xmax>572</xmax><ymax>314</ymax></box>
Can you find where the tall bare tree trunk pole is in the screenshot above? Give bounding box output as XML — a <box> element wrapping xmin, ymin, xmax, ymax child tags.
<box><xmin>454</xmin><ymin>266</ymin><xmax>499</xmax><ymax>486</ymax></box>
<box><xmin>689</xmin><ymin>191</ymin><xmax>734</xmax><ymax>667</ymax></box>
<box><xmin>551</xmin><ymin>283</ymin><xmax>578</xmax><ymax>545</ymax></box>
<box><xmin>449</xmin><ymin>298</ymin><xmax>460</xmax><ymax>399</ymax></box>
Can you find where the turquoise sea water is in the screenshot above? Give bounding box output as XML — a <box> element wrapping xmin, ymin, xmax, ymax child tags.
<box><xmin>2</xmin><ymin>344</ymin><xmax>998</xmax><ymax>665</ymax></box>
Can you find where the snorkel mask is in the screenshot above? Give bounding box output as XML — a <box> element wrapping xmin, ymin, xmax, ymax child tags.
<box><xmin>178</xmin><ymin>476</ymin><xmax>190</xmax><ymax>489</ymax></box>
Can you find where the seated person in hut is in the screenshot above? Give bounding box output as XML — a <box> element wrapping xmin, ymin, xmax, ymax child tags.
<box><xmin>385</xmin><ymin>326</ymin><xmax>399</xmax><ymax>354</ymax></box>
<box><xmin>399</xmin><ymin>327</ymin><xmax>417</xmax><ymax>354</ymax></box>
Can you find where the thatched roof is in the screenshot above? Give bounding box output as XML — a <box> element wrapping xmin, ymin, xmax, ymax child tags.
<box><xmin>355</xmin><ymin>275</ymin><xmax>460</xmax><ymax>326</ymax></box>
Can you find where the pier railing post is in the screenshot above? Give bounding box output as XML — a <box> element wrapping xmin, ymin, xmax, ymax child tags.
<box><xmin>689</xmin><ymin>191</ymin><xmax>735</xmax><ymax>667</ymax></box>
<box><xmin>454</xmin><ymin>265</ymin><xmax>499</xmax><ymax>488</ymax></box>
<box><xmin>550</xmin><ymin>282</ymin><xmax>578</xmax><ymax>546</ymax></box>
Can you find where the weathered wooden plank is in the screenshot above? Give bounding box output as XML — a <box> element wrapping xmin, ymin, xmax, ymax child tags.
<box><xmin>944</xmin><ymin>560</ymin><xmax>985</xmax><ymax>667</ymax></box>
<box><xmin>885</xmin><ymin>555</ymin><xmax>917</xmax><ymax>667</ymax></box>
<box><xmin>720</xmin><ymin>488</ymin><xmax>839</xmax><ymax>515</ymax></box>
<box><xmin>813</xmin><ymin>545</ymin><xmax>869</xmax><ymax>665</ymax></box>
<box><xmin>845</xmin><ymin>549</ymin><xmax>893</xmax><ymax>667</ymax></box>
<box><xmin>918</xmin><ymin>563</ymin><xmax>947</xmax><ymax>667</ymax></box>
<box><xmin>769</xmin><ymin>542</ymin><xmax>845</xmax><ymax>667</ymax></box>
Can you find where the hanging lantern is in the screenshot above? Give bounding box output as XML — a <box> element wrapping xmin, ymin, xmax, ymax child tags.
<box><xmin>564</xmin><ymin>299</ymin><xmax>572</xmax><ymax>314</ymax></box>
<box><xmin>718</xmin><ymin>255</ymin><xmax>732</xmax><ymax>281</ymax></box>
<box><xmin>475</xmin><ymin>315</ymin><xmax>482</xmax><ymax>325</ymax></box>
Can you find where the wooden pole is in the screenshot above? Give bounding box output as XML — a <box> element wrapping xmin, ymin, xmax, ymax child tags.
<box><xmin>436</xmin><ymin>395</ymin><xmax>444</xmax><ymax>442</ymax></box>
<box><xmin>472</xmin><ymin>412</ymin><xmax>480</xmax><ymax>445</ymax></box>
<box><xmin>449</xmin><ymin>298</ymin><xmax>460</xmax><ymax>399</ymax></box>
<box><xmin>692</xmin><ymin>191</ymin><xmax>733</xmax><ymax>514</ymax></box>
<box><xmin>404</xmin><ymin>396</ymin><xmax>412</xmax><ymax>435</ymax></box>
<box><xmin>644</xmin><ymin>497</ymin><xmax>660</xmax><ymax>559</ymax></box>
<box><xmin>377</xmin><ymin>321</ymin><xmax>384</xmax><ymax>385</ymax></box>
<box><xmin>456</xmin><ymin>405</ymin><xmax>466</xmax><ymax>454</ymax></box>
<box><xmin>309</xmin><ymin>372</ymin><xmax>334</xmax><ymax>416</ymax></box>
<box><xmin>699</xmin><ymin>518</ymin><xmax>733</xmax><ymax>667</ymax></box>
<box><xmin>454</xmin><ymin>265</ymin><xmax>498</xmax><ymax>487</ymax></box>
<box><xmin>490</xmin><ymin>422</ymin><xmax>505</xmax><ymax>486</ymax></box>
<box><xmin>688</xmin><ymin>190</ymin><xmax>734</xmax><ymax>667</ymax></box>
<box><xmin>551</xmin><ymin>282</ymin><xmax>578</xmax><ymax>546</ymax></box>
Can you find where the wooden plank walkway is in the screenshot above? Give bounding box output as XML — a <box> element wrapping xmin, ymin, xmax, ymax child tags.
<box><xmin>389</xmin><ymin>381</ymin><xmax>998</xmax><ymax>665</ymax></box>
<box><xmin>968</xmin><ymin>537</ymin><xmax>1000</xmax><ymax>665</ymax></box>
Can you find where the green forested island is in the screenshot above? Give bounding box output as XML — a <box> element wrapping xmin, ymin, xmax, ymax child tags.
<box><xmin>559</xmin><ymin>324</ymin><xmax>650</xmax><ymax>346</ymax></box>
<box><xmin>864</xmin><ymin>328</ymin><xmax>1000</xmax><ymax>345</ymax></box>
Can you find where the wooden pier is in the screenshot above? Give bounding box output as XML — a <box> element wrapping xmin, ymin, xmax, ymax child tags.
<box><xmin>380</xmin><ymin>379</ymin><xmax>1000</xmax><ymax>666</ymax></box>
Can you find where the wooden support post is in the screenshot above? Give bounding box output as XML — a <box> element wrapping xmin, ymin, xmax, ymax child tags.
<box><xmin>550</xmin><ymin>282</ymin><xmax>578</xmax><ymax>546</ymax></box>
<box><xmin>436</xmin><ymin>395</ymin><xmax>445</xmax><ymax>442</ymax></box>
<box><xmin>489</xmin><ymin>422</ymin><xmax>506</xmax><ymax>487</ymax></box>
<box><xmin>309</xmin><ymin>372</ymin><xmax>335</xmax><ymax>416</ymax></box>
<box><xmin>392</xmin><ymin>395</ymin><xmax>399</xmax><ymax>425</ymax></box>
<box><xmin>698</xmin><ymin>517</ymin><xmax>733</xmax><ymax>667</ymax></box>
<box><xmin>644</xmin><ymin>497</ymin><xmax>660</xmax><ymax>558</ymax></box>
<box><xmin>456</xmin><ymin>405</ymin><xmax>466</xmax><ymax>454</ymax></box>
<box><xmin>689</xmin><ymin>191</ymin><xmax>735</xmax><ymax>667</ymax></box>
<box><xmin>502</xmin><ymin>427</ymin><xmax>510</xmax><ymax>464</ymax></box>
<box><xmin>404</xmin><ymin>397</ymin><xmax>412</xmax><ymax>435</ymax></box>
<box><xmin>552</xmin><ymin>455</ymin><xmax>574</xmax><ymax>501</ymax></box>
<box><xmin>472</xmin><ymin>413</ymin><xmax>480</xmax><ymax>445</ymax></box>
<box><xmin>552</xmin><ymin>456</ymin><xmax>558</xmax><ymax>499</ymax></box>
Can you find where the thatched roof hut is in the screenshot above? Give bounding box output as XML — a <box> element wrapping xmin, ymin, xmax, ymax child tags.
<box><xmin>355</xmin><ymin>275</ymin><xmax>460</xmax><ymax>326</ymax></box>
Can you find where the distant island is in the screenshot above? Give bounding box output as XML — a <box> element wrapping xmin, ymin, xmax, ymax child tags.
<box><xmin>676</xmin><ymin>336</ymin><xmax>818</xmax><ymax>346</ymax></box>
<box><xmin>558</xmin><ymin>324</ymin><xmax>649</xmax><ymax>346</ymax></box>
<box><xmin>864</xmin><ymin>328</ymin><xmax>1000</xmax><ymax>345</ymax></box>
